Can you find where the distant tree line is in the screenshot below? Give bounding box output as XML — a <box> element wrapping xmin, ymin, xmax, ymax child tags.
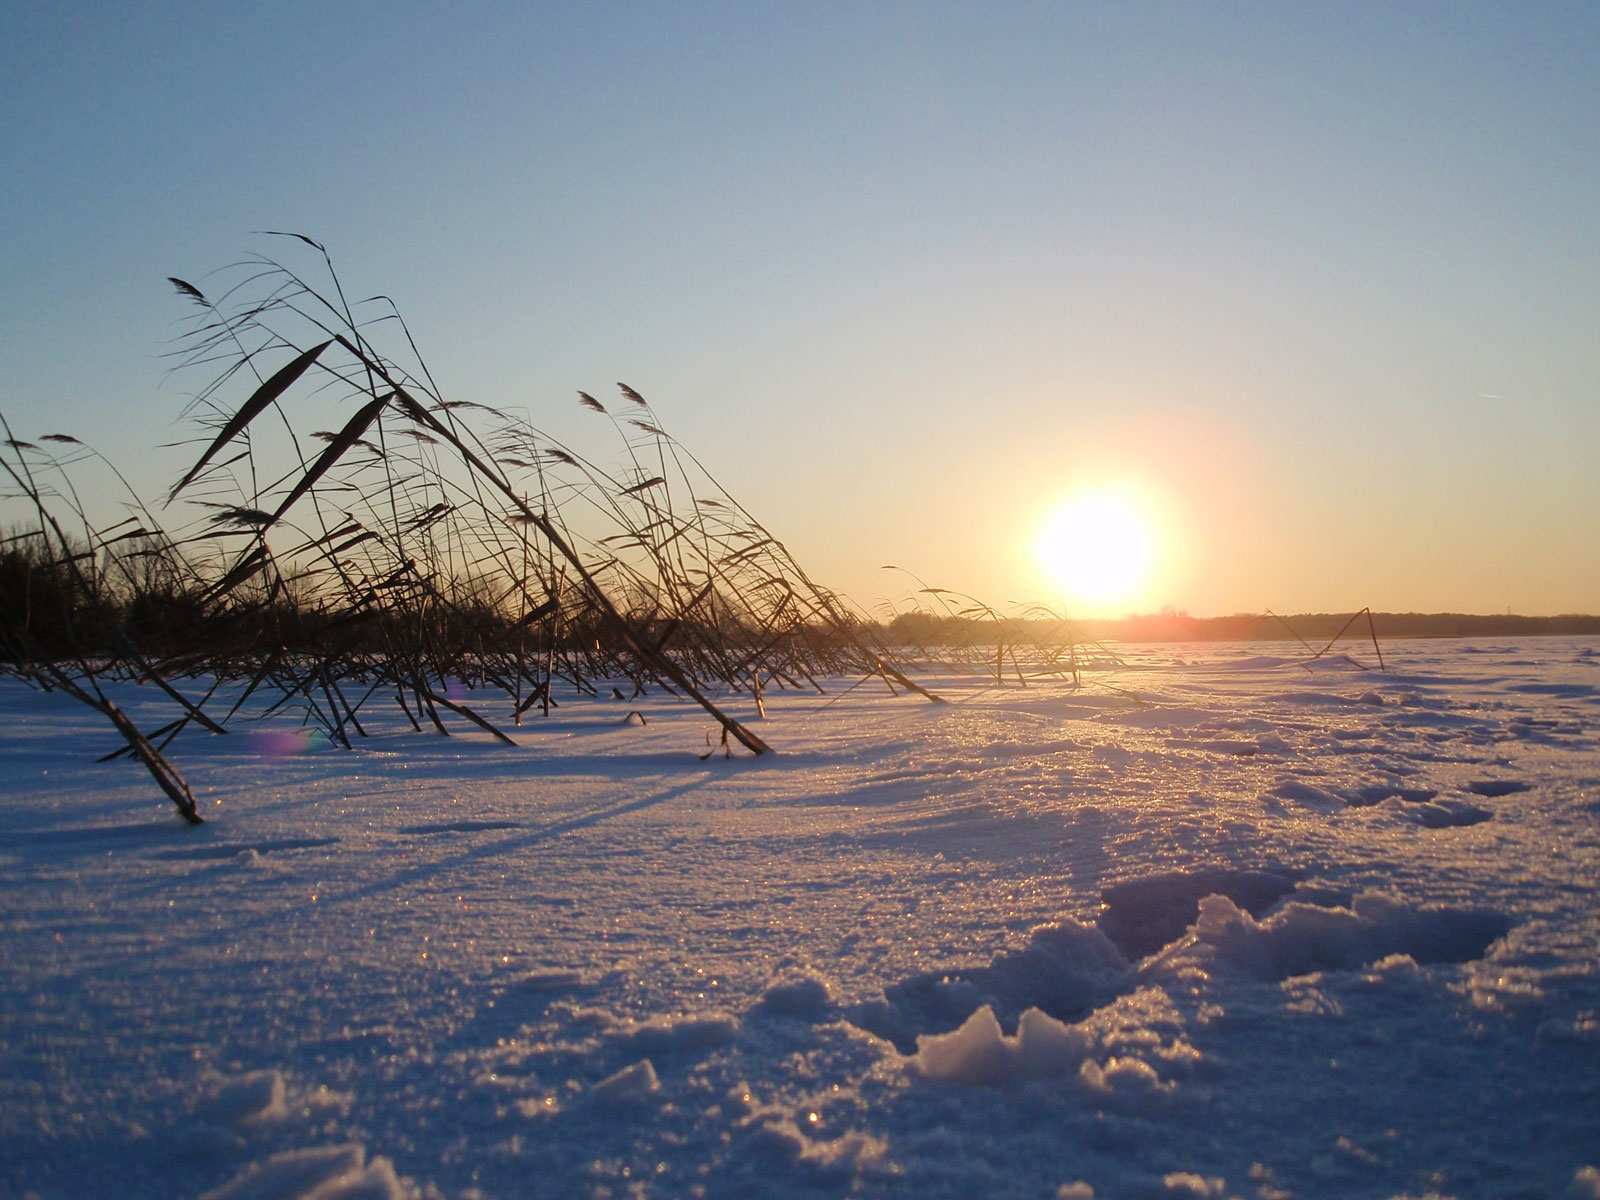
<box><xmin>1075</xmin><ymin>611</ymin><xmax>1600</xmax><ymax>643</ymax></box>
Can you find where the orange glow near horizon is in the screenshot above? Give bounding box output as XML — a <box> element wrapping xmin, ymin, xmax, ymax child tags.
<box><xmin>1033</xmin><ymin>487</ymin><xmax>1160</xmax><ymax>615</ymax></box>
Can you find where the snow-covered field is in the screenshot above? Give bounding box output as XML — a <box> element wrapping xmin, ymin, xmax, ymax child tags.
<box><xmin>2</xmin><ymin>639</ymin><xmax>1598</xmax><ymax>1200</ymax></box>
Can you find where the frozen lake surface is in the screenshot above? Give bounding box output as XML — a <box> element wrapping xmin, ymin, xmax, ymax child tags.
<box><xmin>2</xmin><ymin>639</ymin><xmax>1597</xmax><ymax>1199</ymax></box>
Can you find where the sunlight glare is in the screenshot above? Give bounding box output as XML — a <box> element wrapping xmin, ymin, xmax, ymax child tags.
<box><xmin>1033</xmin><ymin>489</ymin><xmax>1158</xmax><ymax>612</ymax></box>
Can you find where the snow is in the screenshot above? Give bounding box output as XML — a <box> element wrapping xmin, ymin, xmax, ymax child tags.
<box><xmin>196</xmin><ymin>1144</ymin><xmax>407</xmax><ymax>1200</ymax></box>
<box><xmin>204</xmin><ymin>1071</ymin><xmax>290</xmax><ymax>1131</ymax></box>
<box><xmin>587</xmin><ymin>1059</ymin><xmax>661</xmax><ymax>1104</ymax></box>
<box><xmin>1187</xmin><ymin>891</ymin><xmax>1512</xmax><ymax>980</ymax></box>
<box><xmin>908</xmin><ymin>1005</ymin><xmax>1095</xmax><ymax>1086</ymax></box>
<box><xmin>757</xmin><ymin>973</ymin><xmax>835</xmax><ymax>1018</ymax></box>
<box><xmin>2</xmin><ymin>638</ymin><xmax>1598</xmax><ymax>1198</ymax></box>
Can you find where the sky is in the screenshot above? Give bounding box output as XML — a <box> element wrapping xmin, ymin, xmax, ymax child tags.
<box><xmin>3</xmin><ymin>1</ymin><xmax>1597</xmax><ymax>618</ymax></box>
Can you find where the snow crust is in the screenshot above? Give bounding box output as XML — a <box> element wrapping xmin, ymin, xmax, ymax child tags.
<box><xmin>2</xmin><ymin>637</ymin><xmax>1598</xmax><ymax>1198</ymax></box>
<box><xmin>198</xmin><ymin>1144</ymin><xmax>406</xmax><ymax>1200</ymax></box>
<box><xmin>1190</xmin><ymin>891</ymin><xmax>1511</xmax><ymax>980</ymax></box>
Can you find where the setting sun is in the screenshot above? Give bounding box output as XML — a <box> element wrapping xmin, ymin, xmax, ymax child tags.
<box><xmin>1033</xmin><ymin>489</ymin><xmax>1158</xmax><ymax>612</ymax></box>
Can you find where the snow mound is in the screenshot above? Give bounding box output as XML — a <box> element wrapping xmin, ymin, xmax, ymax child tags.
<box><xmin>204</xmin><ymin>1069</ymin><xmax>288</xmax><ymax>1130</ymax></box>
<box><xmin>740</xmin><ymin>1116</ymin><xmax>889</xmax><ymax>1180</ymax></box>
<box><xmin>1299</xmin><ymin>654</ymin><xmax>1365</xmax><ymax>672</ymax></box>
<box><xmin>1077</xmin><ymin>1052</ymin><xmax>1176</xmax><ymax>1112</ymax></box>
<box><xmin>909</xmin><ymin>1002</ymin><xmax>1187</xmax><ymax>1114</ymax></box>
<box><xmin>977</xmin><ymin>920</ymin><xmax>1132</xmax><ymax>1015</ymax></box>
<box><xmin>589</xmin><ymin>1058</ymin><xmax>659</xmax><ymax>1103</ymax></box>
<box><xmin>1347</xmin><ymin>784</ymin><xmax>1440</xmax><ymax>807</ymax></box>
<box><xmin>1098</xmin><ymin>867</ymin><xmax>1298</xmax><ymax>959</ymax></box>
<box><xmin>909</xmin><ymin>1005</ymin><xmax>1092</xmax><ymax>1085</ymax></box>
<box><xmin>1157</xmin><ymin>1172</ymin><xmax>1231</xmax><ymax>1198</ymax></box>
<box><xmin>508</xmin><ymin>968</ymin><xmax>587</xmax><ymax>993</ymax></box>
<box><xmin>1266</xmin><ymin>780</ymin><xmax>1346</xmax><ymax>809</ymax></box>
<box><xmin>197</xmin><ymin>1143</ymin><xmax>408</xmax><ymax>1200</ymax></box>
<box><xmin>1349</xmin><ymin>953</ymin><xmax>1431</xmax><ymax>995</ymax></box>
<box><xmin>1410</xmin><ymin>799</ymin><xmax>1492</xmax><ymax>828</ymax></box>
<box><xmin>757</xmin><ymin>970</ymin><xmax>834</xmax><ymax>1016</ymax></box>
<box><xmin>1193</xmin><ymin>892</ymin><xmax>1511</xmax><ymax>980</ymax></box>
<box><xmin>858</xmin><ymin>918</ymin><xmax>1130</xmax><ymax>1050</ymax></box>
<box><xmin>1105</xmin><ymin>705</ymin><xmax>1219</xmax><ymax>730</ymax></box>
<box><xmin>611</xmin><ymin>1010</ymin><xmax>740</xmax><ymax>1055</ymax></box>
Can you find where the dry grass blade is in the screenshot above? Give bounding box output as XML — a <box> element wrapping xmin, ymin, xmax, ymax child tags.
<box><xmin>201</xmin><ymin>544</ymin><xmax>272</xmax><ymax>600</ymax></box>
<box><xmin>169</xmin><ymin>339</ymin><xmax>334</xmax><ymax>501</ymax></box>
<box><xmin>268</xmin><ymin>392</ymin><xmax>392</xmax><ymax>524</ymax></box>
<box><xmin>620</xmin><ymin>477</ymin><xmax>666</xmax><ymax>496</ymax></box>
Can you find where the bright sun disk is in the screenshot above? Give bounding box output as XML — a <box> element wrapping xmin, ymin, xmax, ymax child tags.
<box><xmin>1034</xmin><ymin>490</ymin><xmax>1157</xmax><ymax>611</ymax></box>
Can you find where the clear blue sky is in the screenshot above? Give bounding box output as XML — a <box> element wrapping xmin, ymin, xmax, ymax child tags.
<box><xmin>4</xmin><ymin>2</ymin><xmax>1597</xmax><ymax>616</ymax></box>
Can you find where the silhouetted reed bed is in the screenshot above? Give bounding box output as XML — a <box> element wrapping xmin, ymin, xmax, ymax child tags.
<box><xmin>0</xmin><ymin>237</ymin><xmax>957</xmax><ymax>819</ymax></box>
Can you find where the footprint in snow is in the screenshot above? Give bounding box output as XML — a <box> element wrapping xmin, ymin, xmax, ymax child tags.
<box><xmin>1465</xmin><ymin>779</ymin><xmax>1532</xmax><ymax>798</ymax></box>
<box><xmin>1346</xmin><ymin>784</ymin><xmax>1439</xmax><ymax>807</ymax></box>
<box><xmin>1411</xmin><ymin>799</ymin><xmax>1493</xmax><ymax>828</ymax></box>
